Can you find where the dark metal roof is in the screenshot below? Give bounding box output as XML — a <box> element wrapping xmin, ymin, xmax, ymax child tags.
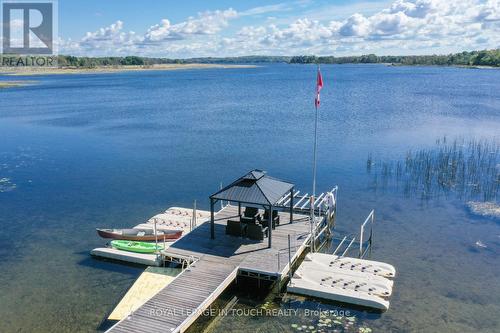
<box><xmin>210</xmin><ymin>169</ymin><xmax>294</xmax><ymax>206</ymax></box>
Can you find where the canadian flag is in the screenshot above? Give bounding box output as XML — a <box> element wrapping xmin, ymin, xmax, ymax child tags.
<box><xmin>314</xmin><ymin>67</ymin><xmax>323</xmax><ymax>108</ymax></box>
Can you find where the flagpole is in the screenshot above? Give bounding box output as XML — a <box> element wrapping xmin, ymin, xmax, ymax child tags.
<box><xmin>310</xmin><ymin>103</ymin><xmax>318</xmax><ymax>253</ymax></box>
<box><xmin>312</xmin><ymin>83</ymin><xmax>319</xmax><ymax>200</ymax></box>
<box><xmin>310</xmin><ymin>64</ymin><xmax>320</xmax><ymax>253</ymax></box>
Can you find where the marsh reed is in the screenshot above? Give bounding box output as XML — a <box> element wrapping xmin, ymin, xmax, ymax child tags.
<box><xmin>367</xmin><ymin>137</ymin><xmax>499</xmax><ymax>202</ymax></box>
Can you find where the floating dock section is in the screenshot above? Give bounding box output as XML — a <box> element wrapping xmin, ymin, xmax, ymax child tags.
<box><xmin>91</xmin><ymin>247</ymin><xmax>161</xmax><ymax>266</ymax></box>
<box><xmin>288</xmin><ymin>253</ymin><xmax>396</xmax><ymax>311</ymax></box>
<box><xmin>108</xmin><ymin>267</ymin><xmax>179</xmax><ymax>321</ymax></box>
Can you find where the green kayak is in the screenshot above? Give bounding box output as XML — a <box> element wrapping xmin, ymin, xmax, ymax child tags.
<box><xmin>111</xmin><ymin>240</ymin><xmax>164</xmax><ymax>254</ymax></box>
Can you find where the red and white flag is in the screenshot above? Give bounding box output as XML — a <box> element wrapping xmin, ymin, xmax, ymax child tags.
<box><xmin>314</xmin><ymin>67</ymin><xmax>324</xmax><ymax>108</ymax></box>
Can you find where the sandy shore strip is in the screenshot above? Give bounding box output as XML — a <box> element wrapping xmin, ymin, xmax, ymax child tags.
<box><xmin>0</xmin><ymin>63</ymin><xmax>258</xmax><ymax>76</ymax></box>
<box><xmin>0</xmin><ymin>80</ymin><xmax>37</xmax><ymax>88</ymax></box>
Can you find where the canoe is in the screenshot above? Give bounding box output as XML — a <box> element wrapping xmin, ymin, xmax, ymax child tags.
<box><xmin>111</xmin><ymin>240</ymin><xmax>164</xmax><ymax>254</ymax></box>
<box><xmin>96</xmin><ymin>228</ymin><xmax>182</xmax><ymax>241</ymax></box>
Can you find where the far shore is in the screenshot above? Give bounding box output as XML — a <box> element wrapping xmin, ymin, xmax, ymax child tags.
<box><xmin>1</xmin><ymin>63</ymin><xmax>496</xmax><ymax>78</ymax></box>
<box><xmin>385</xmin><ymin>63</ymin><xmax>499</xmax><ymax>69</ymax></box>
<box><xmin>0</xmin><ymin>80</ymin><xmax>37</xmax><ymax>88</ymax></box>
<box><xmin>0</xmin><ymin>63</ymin><xmax>258</xmax><ymax>76</ymax></box>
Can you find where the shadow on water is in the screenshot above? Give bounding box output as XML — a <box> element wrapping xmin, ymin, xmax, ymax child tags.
<box><xmin>367</xmin><ymin>137</ymin><xmax>499</xmax><ymax>203</ymax></box>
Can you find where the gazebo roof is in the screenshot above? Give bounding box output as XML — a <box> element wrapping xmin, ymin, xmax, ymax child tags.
<box><xmin>210</xmin><ymin>169</ymin><xmax>294</xmax><ymax>206</ymax></box>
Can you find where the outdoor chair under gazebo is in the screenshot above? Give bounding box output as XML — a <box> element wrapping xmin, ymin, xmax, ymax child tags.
<box><xmin>209</xmin><ymin>169</ymin><xmax>295</xmax><ymax>248</ymax></box>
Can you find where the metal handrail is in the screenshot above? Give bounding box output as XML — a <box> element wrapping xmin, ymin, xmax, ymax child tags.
<box><xmin>293</xmin><ymin>194</ymin><xmax>308</xmax><ymax>208</ymax></box>
<box><xmin>332</xmin><ymin>236</ymin><xmax>347</xmax><ymax>255</ymax></box>
<box><xmin>283</xmin><ymin>190</ymin><xmax>299</xmax><ymax>206</ymax></box>
<box><xmin>359</xmin><ymin>210</ymin><xmax>375</xmax><ymax>258</ymax></box>
<box><xmin>276</xmin><ymin>242</ymin><xmax>301</xmax><ymax>270</ymax></box>
<box><xmin>314</xmin><ymin>224</ymin><xmax>329</xmax><ymax>241</ymax></box>
<box><xmin>276</xmin><ymin>192</ymin><xmax>292</xmax><ymax>205</ymax></box>
<box><xmin>342</xmin><ymin>237</ymin><xmax>356</xmax><ymax>257</ymax></box>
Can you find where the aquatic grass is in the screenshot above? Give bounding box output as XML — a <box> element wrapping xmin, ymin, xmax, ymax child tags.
<box><xmin>367</xmin><ymin>137</ymin><xmax>500</xmax><ymax>202</ymax></box>
<box><xmin>0</xmin><ymin>177</ymin><xmax>16</xmax><ymax>192</ymax></box>
<box><xmin>0</xmin><ymin>146</ymin><xmax>47</xmax><ymax>193</ymax></box>
<box><xmin>466</xmin><ymin>201</ymin><xmax>500</xmax><ymax>219</ymax></box>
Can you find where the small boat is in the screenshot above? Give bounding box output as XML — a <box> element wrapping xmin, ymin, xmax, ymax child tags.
<box><xmin>111</xmin><ymin>240</ymin><xmax>163</xmax><ymax>254</ymax></box>
<box><xmin>96</xmin><ymin>228</ymin><xmax>182</xmax><ymax>241</ymax></box>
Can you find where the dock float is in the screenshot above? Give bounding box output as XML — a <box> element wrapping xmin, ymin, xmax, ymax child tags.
<box><xmin>308</xmin><ymin>252</ymin><xmax>396</xmax><ymax>278</ymax></box>
<box><xmin>91</xmin><ymin>247</ymin><xmax>161</xmax><ymax>266</ymax></box>
<box><xmin>288</xmin><ymin>253</ymin><xmax>396</xmax><ymax>311</ymax></box>
<box><xmin>108</xmin><ymin>267</ymin><xmax>179</xmax><ymax>321</ymax></box>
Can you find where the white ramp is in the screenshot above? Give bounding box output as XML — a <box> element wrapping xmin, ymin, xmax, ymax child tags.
<box><xmin>288</xmin><ymin>253</ymin><xmax>396</xmax><ymax>311</ymax></box>
<box><xmin>297</xmin><ymin>261</ymin><xmax>393</xmax><ymax>297</ymax></box>
<box><xmin>305</xmin><ymin>252</ymin><xmax>396</xmax><ymax>278</ymax></box>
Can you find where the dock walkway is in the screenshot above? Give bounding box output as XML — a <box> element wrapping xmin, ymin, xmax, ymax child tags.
<box><xmin>110</xmin><ymin>258</ymin><xmax>238</xmax><ymax>333</ymax></box>
<box><xmin>108</xmin><ymin>205</ymin><xmax>313</xmax><ymax>333</ymax></box>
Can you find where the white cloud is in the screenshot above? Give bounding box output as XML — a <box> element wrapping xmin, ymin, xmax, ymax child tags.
<box><xmin>339</xmin><ymin>14</ymin><xmax>371</xmax><ymax>37</ymax></box>
<box><xmin>79</xmin><ymin>20</ymin><xmax>139</xmax><ymax>53</ymax></box>
<box><xmin>144</xmin><ymin>19</ymin><xmax>177</xmax><ymax>42</ymax></box>
<box><xmin>388</xmin><ymin>0</ymin><xmax>440</xmax><ymax>18</ymax></box>
<box><xmin>172</xmin><ymin>9</ymin><xmax>237</xmax><ymax>34</ymax></box>
<box><xmin>60</xmin><ymin>0</ymin><xmax>500</xmax><ymax>57</ymax></box>
<box><xmin>144</xmin><ymin>9</ymin><xmax>237</xmax><ymax>43</ymax></box>
<box><xmin>240</xmin><ymin>3</ymin><xmax>291</xmax><ymax>16</ymax></box>
<box><xmin>475</xmin><ymin>0</ymin><xmax>500</xmax><ymax>22</ymax></box>
<box><xmin>223</xmin><ymin>0</ymin><xmax>500</xmax><ymax>55</ymax></box>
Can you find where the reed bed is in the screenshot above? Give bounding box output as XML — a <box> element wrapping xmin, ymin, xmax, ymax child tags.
<box><xmin>367</xmin><ymin>137</ymin><xmax>500</xmax><ymax>202</ymax></box>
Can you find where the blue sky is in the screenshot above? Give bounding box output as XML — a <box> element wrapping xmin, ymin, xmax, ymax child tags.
<box><xmin>55</xmin><ymin>0</ymin><xmax>499</xmax><ymax>58</ymax></box>
<box><xmin>59</xmin><ymin>0</ymin><xmax>389</xmax><ymax>38</ymax></box>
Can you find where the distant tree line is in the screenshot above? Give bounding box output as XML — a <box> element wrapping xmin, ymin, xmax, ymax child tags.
<box><xmin>57</xmin><ymin>55</ymin><xmax>147</xmax><ymax>67</ymax></box>
<box><xmin>53</xmin><ymin>49</ymin><xmax>499</xmax><ymax>68</ymax></box>
<box><xmin>56</xmin><ymin>55</ymin><xmax>290</xmax><ymax>67</ymax></box>
<box><xmin>289</xmin><ymin>49</ymin><xmax>500</xmax><ymax>67</ymax></box>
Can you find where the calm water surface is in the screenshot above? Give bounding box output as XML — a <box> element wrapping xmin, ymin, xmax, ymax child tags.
<box><xmin>0</xmin><ymin>64</ymin><xmax>499</xmax><ymax>333</ymax></box>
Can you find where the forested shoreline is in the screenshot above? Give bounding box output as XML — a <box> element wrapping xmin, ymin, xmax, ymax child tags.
<box><xmin>2</xmin><ymin>49</ymin><xmax>499</xmax><ymax>68</ymax></box>
<box><xmin>288</xmin><ymin>49</ymin><xmax>500</xmax><ymax>67</ymax></box>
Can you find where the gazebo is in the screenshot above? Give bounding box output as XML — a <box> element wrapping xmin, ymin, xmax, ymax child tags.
<box><xmin>209</xmin><ymin>169</ymin><xmax>295</xmax><ymax>248</ymax></box>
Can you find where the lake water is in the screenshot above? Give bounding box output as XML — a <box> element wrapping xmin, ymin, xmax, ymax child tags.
<box><xmin>0</xmin><ymin>64</ymin><xmax>499</xmax><ymax>333</ymax></box>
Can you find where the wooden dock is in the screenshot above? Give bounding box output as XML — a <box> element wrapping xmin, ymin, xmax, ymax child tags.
<box><xmin>107</xmin><ymin>205</ymin><xmax>314</xmax><ymax>333</ymax></box>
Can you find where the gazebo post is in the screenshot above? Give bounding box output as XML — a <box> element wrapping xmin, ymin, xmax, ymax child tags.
<box><xmin>238</xmin><ymin>202</ymin><xmax>241</xmax><ymax>216</ymax></box>
<box><xmin>268</xmin><ymin>204</ymin><xmax>273</xmax><ymax>248</ymax></box>
<box><xmin>210</xmin><ymin>198</ymin><xmax>215</xmax><ymax>239</ymax></box>
<box><xmin>289</xmin><ymin>187</ymin><xmax>294</xmax><ymax>224</ymax></box>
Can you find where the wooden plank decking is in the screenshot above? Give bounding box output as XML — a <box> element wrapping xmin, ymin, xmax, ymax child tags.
<box><xmin>109</xmin><ymin>258</ymin><xmax>238</xmax><ymax>333</ymax></box>
<box><xmin>108</xmin><ymin>205</ymin><xmax>313</xmax><ymax>333</ymax></box>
